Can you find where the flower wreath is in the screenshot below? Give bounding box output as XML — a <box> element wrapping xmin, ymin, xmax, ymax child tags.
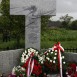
<box><xmin>21</xmin><ymin>48</ymin><xmax>45</xmax><ymax>64</ymax></box>
<box><xmin>11</xmin><ymin>42</ymin><xmax>66</xmax><ymax>77</ymax></box>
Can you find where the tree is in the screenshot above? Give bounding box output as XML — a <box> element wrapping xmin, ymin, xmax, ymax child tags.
<box><xmin>71</xmin><ymin>20</ymin><xmax>77</xmax><ymax>30</ymax></box>
<box><xmin>1</xmin><ymin>0</ymin><xmax>9</xmax><ymax>15</ymax></box>
<box><xmin>41</xmin><ymin>16</ymin><xmax>50</xmax><ymax>31</ymax></box>
<box><xmin>0</xmin><ymin>0</ymin><xmax>25</xmax><ymax>48</ymax></box>
<box><xmin>60</xmin><ymin>14</ymin><xmax>73</xmax><ymax>28</ymax></box>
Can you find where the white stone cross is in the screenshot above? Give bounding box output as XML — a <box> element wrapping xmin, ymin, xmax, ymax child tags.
<box><xmin>10</xmin><ymin>0</ymin><xmax>56</xmax><ymax>50</ymax></box>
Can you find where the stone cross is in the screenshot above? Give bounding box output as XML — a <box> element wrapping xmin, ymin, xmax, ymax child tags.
<box><xmin>10</xmin><ymin>0</ymin><xmax>56</xmax><ymax>50</ymax></box>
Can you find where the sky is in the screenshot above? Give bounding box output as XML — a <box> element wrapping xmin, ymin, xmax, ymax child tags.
<box><xmin>0</xmin><ymin>0</ymin><xmax>1</xmax><ymax>3</ymax></box>
<box><xmin>51</xmin><ymin>0</ymin><xmax>77</xmax><ymax>21</ymax></box>
<box><xmin>0</xmin><ymin>0</ymin><xmax>77</xmax><ymax>20</ymax></box>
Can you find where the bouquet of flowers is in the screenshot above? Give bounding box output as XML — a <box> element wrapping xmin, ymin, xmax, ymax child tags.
<box><xmin>11</xmin><ymin>42</ymin><xmax>66</xmax><ymax>77</ymax></box>
<box><xmin>11</xmin><ymin>48</ymin><xmax>44</xmax><ymax>77</ymax></box>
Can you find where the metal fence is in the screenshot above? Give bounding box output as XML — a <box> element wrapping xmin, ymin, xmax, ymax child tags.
<box><xmin>41</xmin><ymin>48</ymin><xmax>77</xmax><ymax>53</ymax></box>
<box><xmin>65</xmin><ymin>48</ymin><xmax>77</xmax><ymax>53</ymax></box>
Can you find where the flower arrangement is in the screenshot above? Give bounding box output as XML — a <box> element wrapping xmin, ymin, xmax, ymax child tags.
<box><xmin>43</xmin><ymin>49</ymin><xmax>66</xmax><ymax>74</ymax></box>
<box><xmin>66</xmin><ymin>62</ymin><xmax>77</xmax><ymax>77</ymax></box>
<box><xmin>11</xmin><ymin>42</ymin><xmax>66</xmax><ymax>77</ymax></box>
<box><xmin>11</xmin><ymin>48</ymin><xmax>43</xmax><ymax>77</ymax></box>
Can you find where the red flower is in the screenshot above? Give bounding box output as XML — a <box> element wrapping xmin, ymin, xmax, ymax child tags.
<box><xmin>74</xmin><ymin>72</ymin><xmax>77</xmax><ymax>77</ymax></box>
<box><xmin>19</xmin><ymin>74</ymin><xmax>23</xmax><ymax>77</ymax></box>
<box><xmin>67</xmin><ymin>63</ymin><xmax>76</xmax><ymax>75</ymax></box>
<box><xmin>22</xmin><ymin>59</ymin><xmax>42</xmax><ymax>76</ymax></box>
<box><xmin>69</xmin><ymin>63</ymin><xmax>76</xmax><ymax>72</ymax></box>
<box><xmin>32</xmin><ymin>60</ymin><xmax>42</xmax><ymax>76</ymax></box>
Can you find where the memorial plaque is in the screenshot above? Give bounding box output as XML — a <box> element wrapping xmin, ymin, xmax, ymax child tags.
<box><xmin>10</xmin><ymin>0</ymin><xmax>56</xmax><ymax>50</ymax></box>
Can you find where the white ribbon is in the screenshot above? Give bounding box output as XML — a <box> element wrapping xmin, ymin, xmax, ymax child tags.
<box><xmin>27</xmin><ymin>58</ymin><xmax>34</xmax><ymax>77</ymax></box>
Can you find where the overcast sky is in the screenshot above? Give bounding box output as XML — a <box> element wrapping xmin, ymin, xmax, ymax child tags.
<box><xmin>0</xmin><ymin>0</ymin><xmax>1</xmax><ymax>3</ymax></box>
<box><xmin>51</xmin><ymin>0</ymin><xmax>77</xmax><ymax>21</ymax></box>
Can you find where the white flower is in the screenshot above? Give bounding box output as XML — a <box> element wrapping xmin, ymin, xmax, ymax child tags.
<box><xmin>22</xmin><ymin>52</ymin><xmax>25</xmax><ymax>56</ymax></box>
<box><xmin>18</xmin><ymin>65</ymin><xmax>21</xmax><ymax>68</ymax></box>
<box><xmin>28</xmin><ymin>49</ymin><xmax>31</xmax><ymax>52</ymax></box>
<box><xmin>35</xmin><ymin>52</ymin><xmax>38</xmax><ymax>56</ymax></box>
<box><xmin>39</xmin><ymin>57</ymin><xmax>43</xmax><ymax>61</ymax></box>
<box><xmin>51</xmin><ymin>52</ymin><xmax>53</xmax><ymax>54</ymax></box>
<box><xmin>22</xmin><ymin>55</ymin><xmax>24</xmax><ymax>58</ymax></box>
<box><xmin>21</xmin><ymin>60</ymin><xmax>24</xmax><ymax>63</ymax></box>
<box><xmin>24</xmin><ymin>58</ymin><xmax>27</xmax><ymax>62</ymax></box>
<box><xmin>53</xmin><ymin>60</ymin><xmax>55</xmax><ymax>63</ymax></box>
<box><xmin>21</xmin><ymin>67</ymin><xmax>25</xmax><ymax>71</ymax></box>
<box><xmin>38</xmin><ymin>55</ymin><xmax>40</xmax><ymax>58</ymax></box>
<box><xmin>66</xmin><ymin>72</ymin><xmax>68</xmax><ymax>75</ymax></box>
<box><xmin>55</xmin><ymin>53</ymin><xmax>57</xmax><ymax>55</ymax></box>
<box><xmin>55</xmin><ymin>50</ymin><xmax>57</xmax><ymax>52</ymax></box>
<box><xmin>50</xmin><ymin>60</ymin><xmax>52</xmax><ymax>62</ymax></box>
<box><xmin>21</xmin><ymin>58</ymin><xmax>25</xmax><ymax>63</ymax></box>
<box><xmin>47</xmin><ymin>53</ymin><xmax>49</xmax><ymax>55</ymax></box>
<box><xmin>46</xmin><ymin>57</ymin><xmax>50</xmax><ymax>60</ymax></box>
<box><xmin>63</xmin><ymin>62</ymin><xmax>66</xmax><ymax>64</ymax></box>
<box><xmin>30</xmin><ymin>48</ymin><xmax>34</xmax><ymax>52</ymax></box>
<box><xmin>43</xmin><ymin>55</ymin><xmax>45</xmax><ymax>59</ymax></box>
<box><xmin>62</xmin><ymin>56</ymin><xmax>65</xmax><ymax>59</ymax></box>
<box><xmin>28</xmin><ymin>50</ymin><xmax>30</xmax><ymax>53</ymax></box>
<box><xmin>12</xmin><ymin>67</ymin><xmax>16</xmax><ymax>75</ymax></box>
<box><xmin>28</xmin><ymin>52</ymin><xmax>31</xmax><ymax>56</ymax></box>
<box><xmin>41</xmin><ymin>61</ymin><xmax>43</xmax><ymax>64</ymax></box>
<box><xmin>25</xmin><ymin>50</ymin><xmax>27</xmax><ymax>53</ymax></box>
<box><xmin>48</xmin><ymin>50</ymin><xmax>51</xmax><ymax>52</ymax></box>
<box><xmin>33</xmin><ymin>50</ymin><xmax>36</xmax><ymax>53</ymax></box>
<box><xmin>52</xmin><ymin>48</ymin><xmax>54</xmax><ymax>51</ymax></box>
<box><xmin>26</xmin><ymin>55</ymin><xmax>28</xmax><ymax>59</ymax></box>
<box><xmin>54</xmin><ymin>57</ymin><xmax>56</xmax><ymax>60</ymax></box>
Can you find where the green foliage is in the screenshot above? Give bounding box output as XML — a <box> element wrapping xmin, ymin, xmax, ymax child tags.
<box><xmin>71</xmin><ymin>20</ymin><xmax>77</xmax><ymax>30</ymax></box>
<box><xmin>41</xmin><ymin>16</ymin><xmax>50</xmax><ymax>31</ymax></box>
<box><xmin>0</xmin><ymin>38</ymin><xmax>25</xmax><ymax>51</ymax></box>
<box><xmin>1</xmin><ymin>0</ymin><xmax>9</xmax><ymax>15</ymax></box>
<box><xmin>0</xmin><ymin>15</ymin><xmax>25</xmax><ymax>50</ymax></box>
<box><xmin>41</xmin><ymin>28</ymin><xmax>77</xmax><ymax>49</ymax></box>
<box><xmin>60</xmin><ymin>14</ymin><xmax>73</xmax><ymax>28</ymax></box>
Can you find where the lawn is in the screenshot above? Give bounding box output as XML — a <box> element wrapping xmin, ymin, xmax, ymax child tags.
<box><xmin>41</xmin><ymin>28</ymin><xmax>77</xmax><ymax>49</ymax></box>
<box><xmin>0</xmin><ymin>28</ymin><xmax>77</xmax><ymax>51</ymax></box>
<box><xmin>0</xmin><ymin>38</ymin><xmax>25</xmax><ymax>51</ymax></box>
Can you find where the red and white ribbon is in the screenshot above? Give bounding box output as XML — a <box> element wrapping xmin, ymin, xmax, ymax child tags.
<box><xmin>27</xmin><ymin>58</ymin><xmax>34</xmax><ymax>77</ymax></box>
<box><xmin>27</xmin><ymin>52</ymin><xmax>34</xmax><ymax>77</ymax></box>
<box><xmin>52</xmin><ymin>42</ymin><xmax>64</xmax><ymax>77</ymax></box>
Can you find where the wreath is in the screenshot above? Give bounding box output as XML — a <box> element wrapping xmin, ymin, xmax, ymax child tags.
<box><xmin>11</xmin><ymin>42</ymin><xmax>66</xmax><ymax>77</ymax></box>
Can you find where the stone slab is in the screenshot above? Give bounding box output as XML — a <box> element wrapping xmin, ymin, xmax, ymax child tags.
<box><xmin>10</xmin><ymin>0</ymin><xmax>56</xmax><ymax>16</ymax></box>
<box><xmin>0</xmin><ymin>49</ymin><xmax>23</xmax><ymax>76</ymax></box>
<box><xmin>64</xmin><ymin>52</ymin><xmax>77</xmax><ymax>63</ymax></box>
<box><xmin>0</xmin><ymin>49</ymin><xmax>77</xmax><ymax>76</ymax></box>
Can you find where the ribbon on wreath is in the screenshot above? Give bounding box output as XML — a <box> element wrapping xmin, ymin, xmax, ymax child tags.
<box><xmin>23</xmin><ymin>52</ymin><xmax>34</xmax><ymax>77</ymax></box>
<box><xmin>27</xmin><ymin>58</ymin><xmax>34</xmax><ymax>77</ymax></box>
<box><xmin>52</xmin><ymin>42</ymin><xmax>64</xmax><ymax>77</ymax></box>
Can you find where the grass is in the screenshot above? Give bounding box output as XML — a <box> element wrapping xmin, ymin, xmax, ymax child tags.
<box><xmin>0</xmin><ymin>38</ymin><xmax>25</xmax><ymax>51</ymax></box>
<box><xmin>41</xmin><ymin>28</ymin><xmax>77</xmax><ymax>49</ymax></box>
<box><xmin>0</xmin><ymin>28</ymin><xmax>77</xmax><ymax>51</ymax></box>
